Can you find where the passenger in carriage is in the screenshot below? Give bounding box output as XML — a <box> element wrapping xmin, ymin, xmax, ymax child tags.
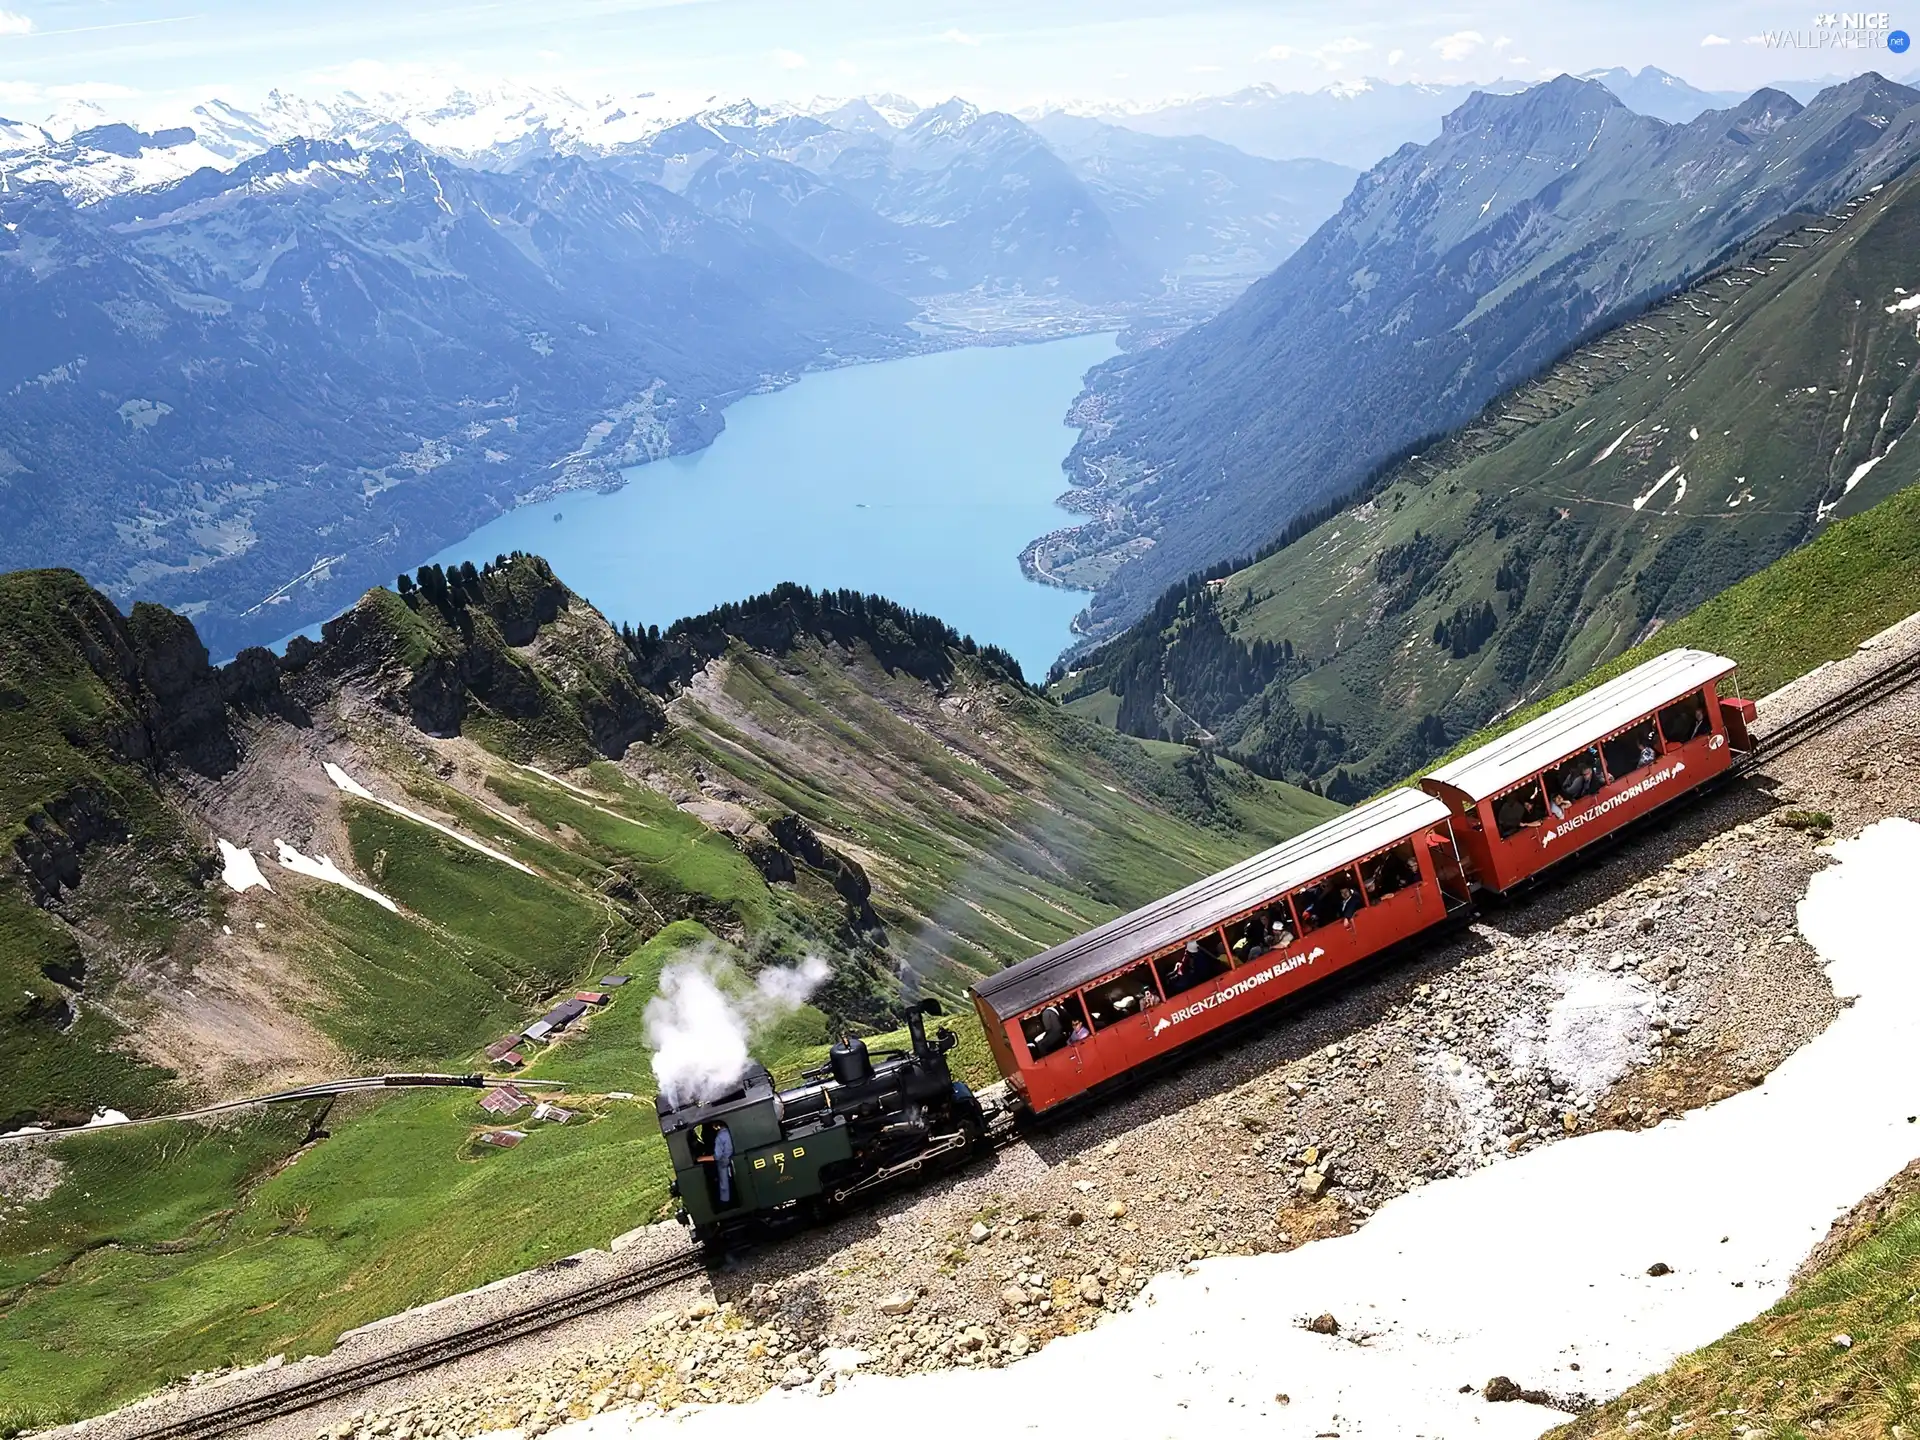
<box><xmin>1268</xmin><ymin>905</ymin><xmax>1296</xmax><ymax>948</ymax></box>
<box><xmin>1547</xmin><ymin>750</ymin><xmax>1602</xmax><ymax>817</ymax></box>
<box><xmin>1662</xmin><ymin>695</ymin><xmax>1710</xmax><ymax>743</ymax></box>
<box><xmin>1495</xmin><ymin>788</ymin><xmax>1542</xmax><ymax>837</ymax></box>
<box><xmin>1336</xmin><ymin>880</ymin><xmax>1364</xmax><ymax>921</ymax></box>
<box><xmin>1068</xmin><ymin>1014</ymin><xmax>1090</xmax><ymax>1045</ymax></box>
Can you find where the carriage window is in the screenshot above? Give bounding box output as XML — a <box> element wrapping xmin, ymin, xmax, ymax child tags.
<box><xmin>1019</xmin><ymin>993</ymin><xmax>1089</xmax><ymax>1060</ymax></box>
<box><xmin>1658</xmin><ymin>691</ymin><xmax>1711</xmax><ymax>746</ymax></box>
<box><xmin>1493</xmin><ymin>782</ymin><xmax>1548</xmax><ymax>838</ymax></box>
<box><xmin>1545</xmin><ymin>748</ymin><xmax>1604</xmax><ymax>812</ymax></box>
<box><xmin>1601</xmin><ymin>720</ymin><xmax>1661</xmax><ymax>780</ymax></box>
<box><xmin>1083</xmin><ymin>962</ymin><xmax>1163</xmax><ymax>1029</ymax></box>
<box><xmin>1160</xmin><ymin>932</ymin><xmax>1225</xmax><ymax>996</ymax></box>
<box><xmin>1361</xmin><ymin>841</ymin><xmax>1420</xmax><ymax>902</ymax></box>
<box><xmin>1291</xmin><ymin>866</ymin><xmax>1365</xmax><ymax>932</ymax></box>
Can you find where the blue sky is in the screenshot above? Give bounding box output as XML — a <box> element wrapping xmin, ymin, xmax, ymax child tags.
<box><xmin>0</xmin><ymin>0</ymin><xmax>1910</xmax><ymax>118</ymax></box>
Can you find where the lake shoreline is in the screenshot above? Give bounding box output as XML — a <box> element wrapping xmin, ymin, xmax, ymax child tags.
<box><xmin>406</xmin><ymin>332</ymin><xmax>1123</xmax><ymax>679</ymax></box>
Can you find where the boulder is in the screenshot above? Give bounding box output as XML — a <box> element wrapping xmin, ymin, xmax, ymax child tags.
<box><xmin>1307</xmin><ymin>1313</ymin><xmax>1339</xmax><ymax>1335</ymax></box>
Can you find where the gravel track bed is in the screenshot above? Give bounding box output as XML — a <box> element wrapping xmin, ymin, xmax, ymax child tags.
<box><xmin>57</xmin><ymin>623</ymin><xmax>1920</xmax><ymax>1440</ymax></box>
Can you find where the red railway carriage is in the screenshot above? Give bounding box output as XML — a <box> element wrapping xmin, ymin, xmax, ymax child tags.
<box><xmin>1419</xmin><ymin>648</ymin><xmax>1756</xmax><ymax>893</ymax></box>
<box><xmin>971</xmin><ymin>789</ymin><xmax>1469</xmax><ymax>1113</ymax></box>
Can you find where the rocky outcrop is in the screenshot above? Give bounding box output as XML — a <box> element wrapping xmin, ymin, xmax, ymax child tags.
<box><xmin>302</xmin><ymin>557</ymin><xmax>664</xmax><ymax>757</ymax></box>
<box><xmin>770</xmin><ymin>813</ymin><xmax>879</xmax><ymax>931</ymax></box>
<box><xmin>13</xmin><ymin>785</ymin><xmax>127</xmax><ymax>906</ymax></box>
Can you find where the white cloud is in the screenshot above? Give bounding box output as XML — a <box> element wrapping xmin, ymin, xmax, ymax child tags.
<box><xmin>1386</xmin><ymin>48</ymin><xmax>1405</xmax><ymax>66</ymax></box>
<box><xmin>1264</xmin><ymin>44</ymin><xmax>1294</xmax><ymax>60</ymax></box>
<box><xmin>1743</xmin><ymin>33</ymin><xmax>1769</xmax><ymax>44</ymax></box>
<box><xmin>1433</xmin><ymin>29</ymin><xmax>1486</xmax><ymax>62</ymax></box>
<box><xmin>1509</xmin><ymin>55</ymin><xmax>1531</xmax><ymax>65</ymax></box>
<box><xmin>0</xmin><ymin>79</ymin><xmax>39</xmax><ymax>103</ymax></box>
<box><xmin>1493</xmin><ymin>35</ymin><xmax>1512</xmax><ymax>49</ymax></box>
<box><xmin>1322</xmin><ymin>36</ymin><xmax>1371</xmax><ymax>55</ymax></box>
<box><xmin>834</xmin><ymin>58</ymin><xmax>858</xmax><ymax>76</ymax></box>
<box><xmin>0</xmin><ymin>10</ymin><xmax>32</xmax><ymax>36</ymax></box>
<box><xmin>772</xmin><ymin>48</ymin><xmax>808</xmax><ymax>69</ymax></box>
<box><xmin>937</xmin><ymin>28</ymin><xmax>979</xmax><ymax>47</ymax></box>
<box><xmin>1701</xmin><ymin>32</ymin><xmax>1731</xmax><ymax>45</ymax></box>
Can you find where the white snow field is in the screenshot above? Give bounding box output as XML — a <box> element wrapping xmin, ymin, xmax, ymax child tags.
<box><xmin>216</xmin><ymin>838</ymin><xmax>272</xmax><ymax>894</ymax></box>
<box><xmin>524</xmin><ymin>819</ymin><xmax>1920</xmax><ymax>1440</ymax></box>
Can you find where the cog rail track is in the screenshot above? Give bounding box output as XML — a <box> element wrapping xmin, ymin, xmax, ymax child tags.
<box><xmin>112</xmin><ymin>1247</ymin><xmax>706</xmax><ymax>1440</ymax></box>
<box><xmin>1741</xmin><ymin>641</ymin><xmax>1920</xmax><ymax>767</ymax></box>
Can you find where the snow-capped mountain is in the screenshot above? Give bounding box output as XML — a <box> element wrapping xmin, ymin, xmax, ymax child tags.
<box><xmin>0</xmin><ymin>124</ymin><xmax>237</xmax><ymax>206</ymax></box>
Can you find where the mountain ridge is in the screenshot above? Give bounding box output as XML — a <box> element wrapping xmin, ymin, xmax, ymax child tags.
<box><xmin>1036</xmin><ymin>71</ymin><xmax>1920</xmax><ymax>647</ymax></box>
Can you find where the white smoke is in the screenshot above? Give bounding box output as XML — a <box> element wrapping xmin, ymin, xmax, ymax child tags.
<box><xmin>644</xmin><ymin>946</ymin><xmax>831</xmax><ymax>1106</ymax></box>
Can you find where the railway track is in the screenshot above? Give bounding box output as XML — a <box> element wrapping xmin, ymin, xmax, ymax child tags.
<box><xmin>111</xmin><ymin>1246</ymin><xmax>706</xmax><ymax>1440</ymax></box>
<box><xmin>1744</xmin><ymin>640</ymin><xmax>1920</xmax><ymax>765</ymax></box>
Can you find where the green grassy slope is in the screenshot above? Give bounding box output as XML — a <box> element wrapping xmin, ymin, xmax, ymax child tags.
<box><xmin>1061</xmin><ymin>164</ymin><xmax>1920</xmax><ymax>797</ymax></box>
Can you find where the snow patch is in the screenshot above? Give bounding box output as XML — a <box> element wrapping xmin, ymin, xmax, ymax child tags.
<box><xmin>273</xmin><ymin>840</ymin><xmax>399</xmax><ymax>912</ymax></box>
<box><xmin>217</xmin><ymin>839</ymin><xmax>272</xmax><ymax>894</ymax></box>
<box><xmin>1885</xmin><ymin>293</ymin><xmax>1920</xmax><ymax>314</ymax></box>
<box><xmin>536</xmin><ymin>819</ymin><xmax>1920</xmax><ymax>1440</ymax></box>
<box><xmin>1632</xmin><ymin>465</ymin><xmax>1682</xmax><ymax>511</ymax></box>
<box><xmin>1589</xmin><ymin>421</ymin><xmax>1640</xmax><ymax>465</ymax></box>
<box><xmin>1501</xmin><ymin>969</ymin><xmax>1657</xmax><ymax>1104</ymax></box>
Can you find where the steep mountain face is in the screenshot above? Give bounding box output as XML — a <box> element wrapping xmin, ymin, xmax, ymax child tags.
<box><xmin>1028</xmin><ymin>113</ymin><xmax>1357</xmax><ymax>279</ymax></box>
<box><xmin>1059</xmin><ymin>156</ymin><xmax>1920</xmax><ymax>794</ymax></box>
<box><xmin>610</xmin><ymin>99</ymin><xmax>1153</xmax><ymax>302</ymax></box>
<box><xmin>1043</xmin><ymin>73</ymin><xmax>1920</xmax><ymax>643</ymax></box>
<box><xmin>0</xmin><ymin>140</ymin><xmax>914</xmax><ymax>658</ymax></box>
<box><xmin>0</xmin><ymin>555</ymin><xmax>1334</xmax><ymax>1129</ymax></box>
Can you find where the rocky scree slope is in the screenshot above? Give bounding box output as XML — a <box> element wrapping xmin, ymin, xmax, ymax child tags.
<box><xmin>1046</xmin><ymin>72</ymin><xmax>1920</xmax><ymax>641</ymax></box>
<box><xmin>1058</xmin><ymin>155</ymin><xmax>1920</xmax><ymax>794</ymax></box>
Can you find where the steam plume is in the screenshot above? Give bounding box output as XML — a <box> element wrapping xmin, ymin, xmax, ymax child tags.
<box><xmin>645</xmin><ymin>946</ymin><xmax>830</xmax><ymax>1106</ymax></box>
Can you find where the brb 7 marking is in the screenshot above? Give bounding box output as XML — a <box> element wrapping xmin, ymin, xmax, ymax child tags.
<box><xmin>1542</xmin><ymin>762</ymin><xmax>1684</xmax><ymax>847</ymax></box>
<box><xmin>1151</xmin><ymin>947</ymin><xmax>1327</xmax><ymax>1037</ymax></box>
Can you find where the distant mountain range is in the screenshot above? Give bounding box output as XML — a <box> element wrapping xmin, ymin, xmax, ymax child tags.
<box><xmin>1047</xmin><ymin>67</ymin><xmax>1742</xmax><ymax>167</ymax></box>
<box><xmin>1040</xmin><ymin>72</ymin><xmax>1920</xmax><ymax>646</ymax></box>
<box><xmin>0</xmin><ymin>84</ymin><xmax>1368</xmax><ymax>655</ymax></box>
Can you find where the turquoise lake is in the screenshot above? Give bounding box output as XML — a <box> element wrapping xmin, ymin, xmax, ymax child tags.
<box><xmin>423</xmin><ymin>332</ymin><xmax>1116</xmax><ymax>679</ymax></box>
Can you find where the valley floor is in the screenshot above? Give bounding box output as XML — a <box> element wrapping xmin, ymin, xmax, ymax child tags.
<box><xmin>113</xmin><ymin>615</ymin><xmax>1920</xmax><ymax>1440</ymax></box>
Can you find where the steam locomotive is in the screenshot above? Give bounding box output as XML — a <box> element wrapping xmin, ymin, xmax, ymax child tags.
<box><xmin>657</xmin><ymin>1000</ymin><xmax>988</xmax><ymax>1248</ymax></box>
